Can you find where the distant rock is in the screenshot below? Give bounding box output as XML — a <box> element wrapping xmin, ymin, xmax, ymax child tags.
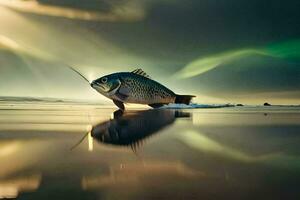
<box><xmin>264</xmin><ymin>102</ymin><xmax>271</xmax><ymax>106</ymax></box>
<box><xmin>236</xmin><ymin>104</ymin><xmax>244</xmax><ymax>106</ymax></box>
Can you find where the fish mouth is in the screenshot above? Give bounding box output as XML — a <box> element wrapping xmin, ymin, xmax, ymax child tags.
<box><xmin>91</xmin><ymin>81</ymin><xmax>106</xmax><ymax>90</ymax></box>
<box><xmin>97</xmin><ymin>84</ymin><xmax>106</xmax><ymax>90</ymax></box>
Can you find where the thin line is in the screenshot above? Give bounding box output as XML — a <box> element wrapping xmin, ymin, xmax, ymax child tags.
<box><xmin>68</xmin><ymin>66</ymin><xmax>90</xmax><ymax>84</ymax></box>
<box><xmin>70</xmin><ymin>131</ymin><xmax>89</xmax><ymax>151</ymax></box>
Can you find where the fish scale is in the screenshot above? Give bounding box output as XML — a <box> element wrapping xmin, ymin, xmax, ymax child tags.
<box><xmin>120</xmin><ymin>74</ymin><xmax>175</xmax><ymax>104</ymax></box>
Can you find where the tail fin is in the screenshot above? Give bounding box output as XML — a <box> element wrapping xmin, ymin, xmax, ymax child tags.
<box><xmin>175</xmin><ymin>95</ymin><xmax>195</xmax><ymax>105</ymax></box>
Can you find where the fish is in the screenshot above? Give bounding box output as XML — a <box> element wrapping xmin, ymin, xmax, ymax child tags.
<box><xmin>91</xmin><ymin>109</ymin><xmax>190</xmax><ymax>151</ymax></box>
<box><xmin>90</xmin><ymin>68</ymin><xmax>195</xmax><ymax>110</ymax></box>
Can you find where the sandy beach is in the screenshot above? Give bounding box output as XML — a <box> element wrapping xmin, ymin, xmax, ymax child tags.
<box><xmin>0</xmin><ymin>102</ymin><xmax>299</xmax><ymax>199</ymax></box>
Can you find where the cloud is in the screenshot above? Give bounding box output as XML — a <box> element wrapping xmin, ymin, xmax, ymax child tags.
<box><xmin>0</xmin><ymin>0</ymin><xmax>145</xmax><ymax>22</ymax></box>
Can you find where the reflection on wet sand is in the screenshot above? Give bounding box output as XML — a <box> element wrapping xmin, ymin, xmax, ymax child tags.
<box><xmin>91</xmin><ymin>109</ymin><xmax>190</xmax><ymax>151</ymax></box>
<box><xmin>0</xmin><ymin>106</ymin><xmax>299</xmax><ymax>199</ymax></box>
<box><xmin>82</xmin><ymin>161</ymin><xmax>204</xmax><ymax>189</ymax></box>
<box><xmin>177</xmin><ymin>130</ymin><xmax>279</xmax><ymax>163</ymax></box>
<box><xmin>0</xmin><ymin>174</ymin><xmax>41</xmax><ymax>199</ymax></box>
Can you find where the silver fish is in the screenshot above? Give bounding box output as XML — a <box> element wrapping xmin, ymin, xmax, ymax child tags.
<box><xmin>90</xmin><ymin>69</ymin><xmax>195</xmax><ymax>110</ymax></box>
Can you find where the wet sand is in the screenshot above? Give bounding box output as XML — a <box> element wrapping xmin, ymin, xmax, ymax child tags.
<box><xmin>0</xmin><ymin>102</ymin><xmax>299</xmax><ymax>199</ymax></box>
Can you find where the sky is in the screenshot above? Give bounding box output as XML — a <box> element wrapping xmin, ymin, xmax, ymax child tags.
<box><xmin>0</xmin><ymin>0</ymin><xmax>299</xmax><ymax>104</ymax></box>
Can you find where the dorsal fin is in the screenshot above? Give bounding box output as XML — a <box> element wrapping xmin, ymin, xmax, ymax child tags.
<box><xmin>131</xmin><ymin>68</ymin><xmax>151</xmax><ymax>79</ymax></box>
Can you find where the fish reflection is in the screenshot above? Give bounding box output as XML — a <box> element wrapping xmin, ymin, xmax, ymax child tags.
<box><xmin>91</xmin><ymin>109</ymin><xmax>190</xmax><ymax>150</ymax></box>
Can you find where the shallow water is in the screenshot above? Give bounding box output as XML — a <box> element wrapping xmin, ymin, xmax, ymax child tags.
<box><xmin>0</xmin><ymin>104</ymin><xmax>300</xmax><ymax>200</ymax></box>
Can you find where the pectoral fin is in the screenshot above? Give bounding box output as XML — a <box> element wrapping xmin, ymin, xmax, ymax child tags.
<box><xmin>115</xmin><ymin>86</ymin><xmax>129</xmax><ymax>101</ymax></box>
<box><xmin>113</xmin><ymin>99</ymin><xmax>125</xmax><ymax>110</ymax></box>
<box><xmin>115</xmin><ymin>92</ymin><xmax>129</xmax><ymax>101</ymax></box>
<box><xmin>118</xmin><ymin>86</ymin><xmax>130</xmax><ymax>96</ymax></box>
<box><xmin>115</xmin><ymin>80</ymin><xmax>130</xmax><ymax>101</ymax></box>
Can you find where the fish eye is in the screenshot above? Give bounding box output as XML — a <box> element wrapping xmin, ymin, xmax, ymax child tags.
<box><xmin>101</xmin><ymin>77</ymin><xmax>108</xmax><ymax>83</ymax></box>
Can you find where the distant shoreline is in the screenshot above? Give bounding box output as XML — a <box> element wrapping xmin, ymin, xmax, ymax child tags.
<box><xmin>0</xmin><ymin>96</ymin><xmax>299</xmax><ymax>109</ymax></box>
